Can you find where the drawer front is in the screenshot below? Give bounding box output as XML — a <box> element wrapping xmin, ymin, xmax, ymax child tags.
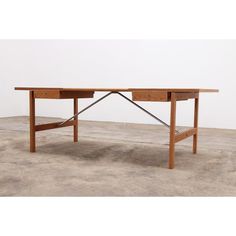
<box><xmin>60</xmin><ymin>91</ymin><xmax>94</xmax><ymax>99</ymax></box>
<box><xmin>34</xmin><ymin>90</ymin><xmax>60</xmax><ymax>99</ymax></box>
<box><xmin>34</xmin><ymin>90</ymin><xmax>94</xmax><ymax>99</ymax></box>
<box><xmin>132</xmin><ymin>91</ymin><xmax>170</xmax><ymax>101</ymax></box>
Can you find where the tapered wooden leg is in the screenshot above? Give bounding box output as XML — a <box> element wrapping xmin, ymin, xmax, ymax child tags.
<box><xmin>29</xmin><ymin>91</ymin><xmax>36</xmax><ymax>152</ymax></box>
<box><xmin>193</xmin><ymin>96</ymin><xmax>199</xmax><ymax>154</ymax></box>
<box><xmin>73</xmin><ymin>98</ymin><xmax>78</xmax><ymax>142</ymax></box>
<box><xmin>169</xmin><ymin>92</ymin><xmax>176</xmax><ymax>169</ymax></box>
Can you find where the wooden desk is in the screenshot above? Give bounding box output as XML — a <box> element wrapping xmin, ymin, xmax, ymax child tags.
<box><xmin>15</xmin><ymin>87</ymin><xmax>218</xmax><ymax>169</ymax></box>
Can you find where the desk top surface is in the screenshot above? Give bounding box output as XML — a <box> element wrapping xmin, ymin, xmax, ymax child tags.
<box><xmin>15</xmin><ymin>87</ymin><xmax>219</xmax><ymax>93</ymax></box>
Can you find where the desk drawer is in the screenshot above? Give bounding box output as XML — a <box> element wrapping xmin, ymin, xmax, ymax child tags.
<box><xmin>34</xmin><ymin>90</ymin><xmax>94</xmax><ymax>99</ymax></box>
<box><xmin>132</xmin><ymin>91</ymin><xmax>170</xmax><ymax>102</ymax></box>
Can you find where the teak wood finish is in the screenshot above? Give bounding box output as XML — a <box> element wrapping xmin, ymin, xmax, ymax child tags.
<box><xmin>15</xmin><ymin>87</ymin><xmax>218</xmax><ymax>169</ymax></box>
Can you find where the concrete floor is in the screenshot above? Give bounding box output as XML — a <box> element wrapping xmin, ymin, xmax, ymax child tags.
<box><xmin>0</xmin><ymin>116</ymin><xmax>236</xmax><ymax>196</ymax></box>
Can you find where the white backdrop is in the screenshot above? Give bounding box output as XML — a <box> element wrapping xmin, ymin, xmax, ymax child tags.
<box><xmin>0</xmin><ymin>40</ymin><xmax>235</xmax><ymax>129</ymax></box>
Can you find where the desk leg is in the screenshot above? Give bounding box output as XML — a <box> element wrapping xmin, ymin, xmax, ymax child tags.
<box><xmin>29</xmin><ymin>91</ymin><xmax>36</xmax><ymax>152</ymax></box>
<box><xmin>169</xmin><ymin>92</ymin><xmax>176</xmax><ymax>169</ymax></box>
<box><xmin>73</xmin><ymin>98</ymin><xmax>78</xmax><ymax>142</ymax></box>
<box><xmin>193</xmin><ymin>96</ymin><xmax>199</xmax><ymax>154</ymax></box>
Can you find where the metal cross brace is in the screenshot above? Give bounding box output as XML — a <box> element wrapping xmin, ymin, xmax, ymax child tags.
<box><xmin>59</xmin><ymin>91</ymin><xmax>179</xmax><ymax>133</ymax></box>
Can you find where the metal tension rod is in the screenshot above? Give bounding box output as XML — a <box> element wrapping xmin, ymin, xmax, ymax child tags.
<box><xmin>115</xmin><ymin>92</ymin><xmax>172</xmax><ymax>130</ymax></box>
<box><xmin>59</xmin><ymin>91</ymin><xmax>178</xmax><ymax>133</ymax></box>
<box><xmin>59</xmin><ymin>92</ymin><xmax>113</xmax><ymax>126</ymax></box>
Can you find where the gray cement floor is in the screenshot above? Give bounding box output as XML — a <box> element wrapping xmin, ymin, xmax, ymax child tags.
<box><xmin>0</xmin><ymin>116</ymin><xmax>236</xmax><ymax>196</ymax></box>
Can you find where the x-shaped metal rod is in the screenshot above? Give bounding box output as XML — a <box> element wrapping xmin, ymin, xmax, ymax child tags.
<box><xmin>60</xmin><ymin>92</ymin><xmax>113</xmax><ymax>126</ymax></box>
<box><xmin>115</xmin><ymin>92</ymin><xmax>171</xmax><ymax>129</ymax></box>
<box><xmin>59</xmin><ymin>92</ymin><xmax>179</xmax><ymax>133</ymax></box>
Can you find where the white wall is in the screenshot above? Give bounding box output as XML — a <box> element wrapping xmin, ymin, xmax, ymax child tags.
<box><xmin>0</xmin><ymin>40</ymin><xmax>235</xmax><ymax>129</ymax></box>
